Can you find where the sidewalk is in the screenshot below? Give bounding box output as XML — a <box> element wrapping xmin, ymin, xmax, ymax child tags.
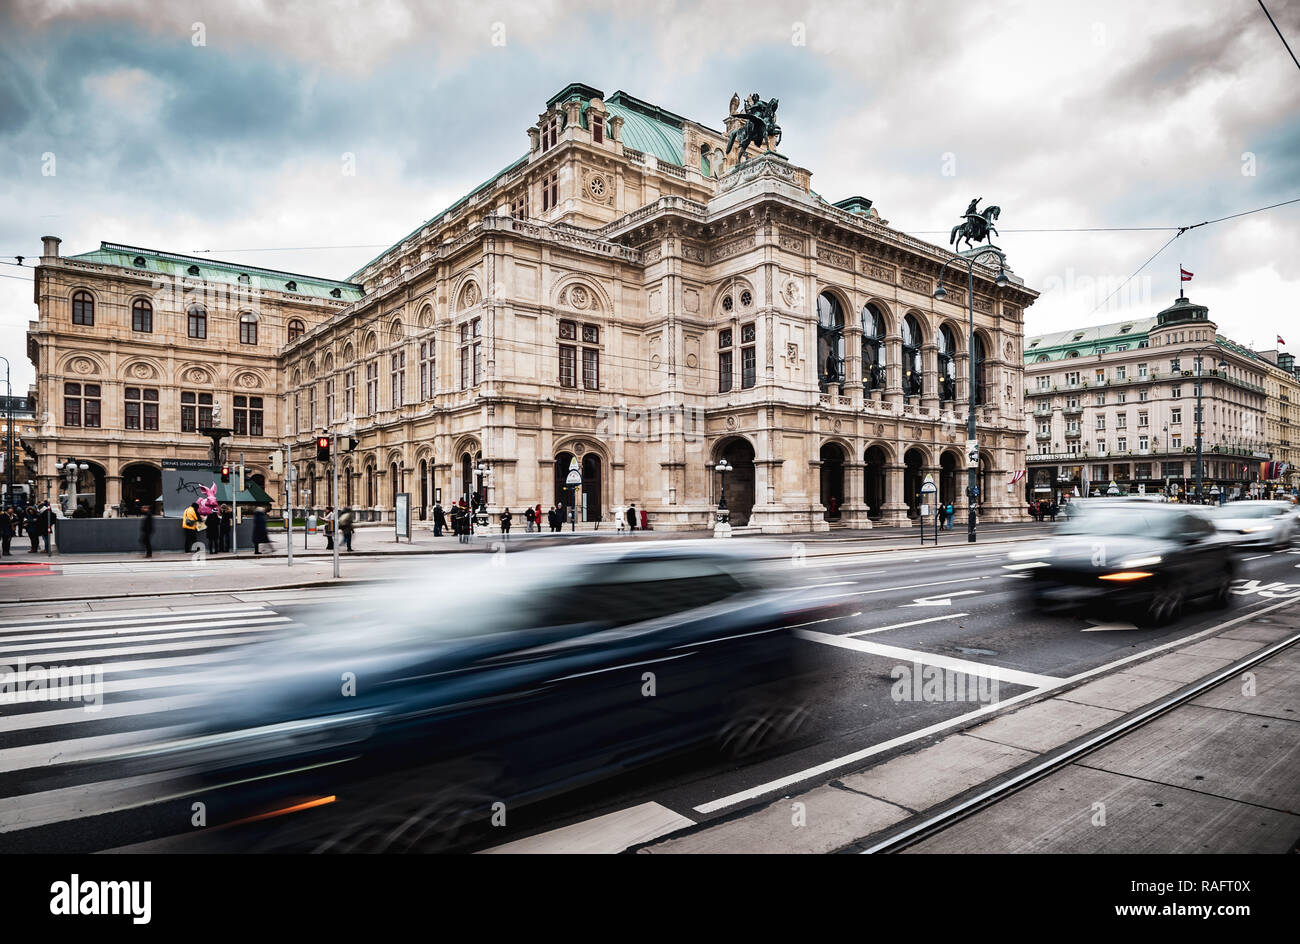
<box><xmin>0</xmin><ymin>519</ymin><xmax>1043</xmax><ymax>567</ymax></box>
<box><xmin>638</xmin><ymin>599</ymin><xmax>1300</xmax><ymax>854</ymax></box>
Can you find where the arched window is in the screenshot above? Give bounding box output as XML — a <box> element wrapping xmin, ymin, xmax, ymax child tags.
<box><xmin>1035</xmin><ymin>354</ymin><xmax>1050</xmax><ymax>363</ymax></box>
<box><xmin>973</xmin><ymin>333</ymin><xmax>989</xmax><ymax>405</ymax></box>
<box><xmin>187</xmin><ymin>306</ymin><xmax>207</xmax><ymax>339</ymax></box>
<box><xmin>288</xmin><ymin>319</ymin><xmax>305</xmax><ymax>342</ymax></box>
<box><xmin>862</xmin><ymin>304</ymin><xmax>886</xmax><ymax>391</ymax></box>
<box><xmin>937</xmin><ymin>324</ymin><xmax>957</xmax><ymax>401</ymax></box>
<box><xmin>131</xmin><ymin>298</ymin><xmax>152</xmax><ymax>333</ymax></box>
<box><xmin>239</xmin><ymin>312</ymin><xmax>258</xmax><ymax>345</ymax></box>
<box><xmin>816</xmin><ymin>292</ymin><xmax>845</xmax><ymax>392</ymax></box>
<box><xmin>901</xmin><ymin>314</ymin><xmax>923</xmax><ymax>397</ymax></box>
<box><xmin>72</xmin><ymin>291</ymin><xmax>94</xmax><ymax>326</ymax></box>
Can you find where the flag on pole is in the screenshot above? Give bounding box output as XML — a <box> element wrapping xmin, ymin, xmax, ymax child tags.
<box><xmin>1279</xmin><ymin>335</ymin><xmax>1287</xmax><ymax>346</ymax></box>
<box><xmin>1180</xmin><ymin>267</ymin><xmax>1194</xmax><ymax>281</ymax></box>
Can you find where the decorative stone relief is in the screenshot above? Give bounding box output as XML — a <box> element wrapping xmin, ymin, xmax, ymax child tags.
<box><xmin>130</xmin><ymin>363</ymin><xmax>154</xmax><ymax>379</ymax></box>
<box><xmin>683</xmin><ymin>288</ymin><xmax>700</xmax><ymax>312</ymax></box>
<box><xmin>71</xmin><ymin>357</ymin><xmax>96</xmax><ymax>375</ymax></box>
<box><xmin>567</xmin><ymin>285</ymin><xmax>589</xmax><ymax>309</ymax></box>
<box><xmin>786</xmin><ymin>342</ymin><xmax>799</xmax><ymax>363</ymax></box>
<box><xmin>781</xmin><ymin>278</ymin><xmax>804</xmax><ymax>309</ymax></box>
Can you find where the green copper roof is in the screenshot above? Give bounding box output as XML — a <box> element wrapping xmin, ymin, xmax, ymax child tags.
<box><xmin>604</xmin><ymin>91</ymin><xmax>686</xmax><ymax>166</ymax></box>
<box><xmin>70</xmin><ymin>242</ymin><xmax>363</xmax><ymax>301</ymax></box>
<box><xmin>1025</xmin><ymin>317</ymin><xmax>1157</xmax><ymax>362</ymax></box>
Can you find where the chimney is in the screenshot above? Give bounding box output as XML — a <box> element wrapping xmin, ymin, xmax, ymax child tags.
<box><xmin>41</xmin><ymin>236</ymin><xmax>61</xmax><ymax>261</ymax></box>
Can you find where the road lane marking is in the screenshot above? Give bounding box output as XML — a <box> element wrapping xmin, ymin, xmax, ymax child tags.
<box><xmin>0</xmin><ymin>694</ymin><xmax>206</xmax><ymax>733</ymax></box>
<box><xmin>844</xmin><ymin>614</ymin><xmax>968</xmax><ymax>637</ymax></box>
<box><xmin>477</xmin><ymin>801</ymin><xmax>694</xmax><ymax>854</ymax></box>
<box><xmin>1002</xmin><ymin>562</ymin><xmax>1049</xmax><ymax>570</ymax></box>
<box><xmin>0</xmin><ymin>606</ymin><xmax>273</xmax><ymax>632</ymax></box>
<box><xmin>794</xmin><ymin>631</ymin><xmax>1063</xmax><ymax>689</ymax></box>
<box><xmin>0</xmin><ymin>617</ymin><xmax>291</xmax><ymax>651</ymax></box>
<box><xmin>902</xmin><ymin>590</ymin><xmax>985</xmax><ymax>607</ymax></box>
<box><xmin>800</xmin><ymin>580</ymin><xmax>856</xmax><ymax>589</ymax></box>
<box><xmin>1242</xmin><ymin>554</ymin><xmax>1272</xmax><ymax>561</ymax></box>
<box><xmin>809</xmin><ymin>575</ymin><xmax>988</xmax><ymax>601</ymax></box>
<box><xmin>696</xmin><ymin>594</ymin><xmax>1300</xmax><ymax>816</ymax></box>
<box><xmin>0</xmin><ymin>726</ymin><xmax>193</xmax><ymax>774</ymax></box>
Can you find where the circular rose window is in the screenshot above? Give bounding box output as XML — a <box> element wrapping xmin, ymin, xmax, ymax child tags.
<box><xmin>588</xmin><ymin>175</ymin><xmax>607</xmax><ymax>198</ymax></box>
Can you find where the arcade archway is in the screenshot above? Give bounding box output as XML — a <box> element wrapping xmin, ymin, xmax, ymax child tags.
<box><xmin>864</xmin><ymin>445</ymin><xmax>887</xmax><ymax>520</ymax></box>
<box><xmin>716</xmin><ymin>437</ymin><xmax>756</xmax><ymax>526</ymax></box>
<box><xmin>820</xmin><ymin>442</ymin><xmax>846</xmax><ymax>520</ymax></box>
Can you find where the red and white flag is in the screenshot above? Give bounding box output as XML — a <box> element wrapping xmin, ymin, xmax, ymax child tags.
<box><xmin>1180</xmin><ymin>267</ymin><xmax>1194</xmax><ymax>282</ymax></box>
<box><xmin>1279</xmin><ymin>335</ymin><xmax>1287</xmax><ymax>346</ymax></box>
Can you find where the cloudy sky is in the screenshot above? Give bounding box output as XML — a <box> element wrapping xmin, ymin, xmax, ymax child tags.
<box><xmin>2</xmin><ymin>0</ymin><xmax>1298</xmax><ymax>390</ymax></box>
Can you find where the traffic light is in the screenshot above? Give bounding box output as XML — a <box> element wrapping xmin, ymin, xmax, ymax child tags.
<box><xmin>316</xmin><ymin>436</ymin><xmax>331</xmax><ymax>462</ymax></box>
<box><xmin>342</xmin><ymin>436</ymin><xmax>359</xmax><ymax>453</ymax></box>
<box><xmin>220</xmin><ymin>465</ymin><xmax>231</xmax><ymax>484</ymax></box>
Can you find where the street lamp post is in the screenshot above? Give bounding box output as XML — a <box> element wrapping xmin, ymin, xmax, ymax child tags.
<box><xmin>934</xmin><ymin>247</ymin><xmax>1010</xmax><ymax>544</ymax></box>
<box><xmin>0</xmin><ymin>355</ymin><xmax>12</xmax><ymax>510</ymax></box>
<box><xmin>474</xmin><ymin>461</ymin><xmax>489</xmax><ymax>533</ymax></box>
<box><xmin>713</xmin><ymin>458</ymin><xmax>733</xmax><ymax>538</ymax></box>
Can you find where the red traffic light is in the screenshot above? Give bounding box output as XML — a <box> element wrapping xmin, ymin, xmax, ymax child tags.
<box><xmin>316</xmin><ymin>436</ymin><xmax>331</xmax><ymax>462</ymax></box>
<box><xmin>220</xmin><ymin>466</ymin><xmax>231</xmax><ymax>483</ymax></box>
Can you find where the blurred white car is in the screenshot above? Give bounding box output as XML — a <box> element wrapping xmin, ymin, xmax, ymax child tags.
<box><xmin>1210</xmin><ymin>501</ymin><xmax>1297</xmax><ymax>548</ymax></box>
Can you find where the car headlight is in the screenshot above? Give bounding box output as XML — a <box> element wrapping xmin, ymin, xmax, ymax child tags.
<box><xmin>1121</xmin><ymin>555</ymin><xmax>1162</xmax><ymax>568</ymax></box>
<box><xmin>1242</xmin><ymin>525</ymin><xmax>1270</xmax><ymax>534</ymax></box>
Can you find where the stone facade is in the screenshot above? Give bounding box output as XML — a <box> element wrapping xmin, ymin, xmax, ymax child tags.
<box><xmin>1023</xmin><ymin>295</ymin><xmax>1292</xmax><ymax>501</ymax></box>
<box><xmin>27</xmin><ymin>84</ymin><xmax>1038</xmax><ymax>528</ymax></box>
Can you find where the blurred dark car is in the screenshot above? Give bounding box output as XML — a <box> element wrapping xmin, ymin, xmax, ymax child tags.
<box><xmin>1013</xmin><ymin>499</ymin><xmax>1234</xmax><ymax>625</ymax></box>
<box><xmin>165</xmin><ymin>543</ymin><xmax>831</xmax><ymax>851</ymax></box>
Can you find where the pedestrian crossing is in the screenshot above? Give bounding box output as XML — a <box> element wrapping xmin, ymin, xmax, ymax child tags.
<box><xmin>0</xmin><ymin>602</ymin><xmax>297</xmax><ymax>848</ymax></box>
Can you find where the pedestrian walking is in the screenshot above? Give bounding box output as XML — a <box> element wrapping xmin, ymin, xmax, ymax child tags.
<box><xmin>944</xmin><ymin>501</ymin><xmax>955</xmax><ymax>530</ymax></box>
<box><xmin>535</xmin><ymin>503</ymin><xmax>543</xmax><ymax>533</ymax></box>
<box><xmin>324</xmin><ymin>505</ymin><xmax>335</xmax><ymax>550</ymax></box>
<box><xmin>182</xmin><ymin>501</ymin><xmax>203</xmax><ymax>553</ymax></box>
<box><xmin>252</xmin><ymin>506</ymin><xmax>271</xmax><ymax>554</ymax></box>
<box><xmin>0</xmin><ymin>508</ymin><xmax>14</xmax><ymax>557</ymax></box>
<box><xmin>1048</xmin><ymin>501</ymin><xmax>1059</xmax><ymax>522</ymax></box>
<box><xmin>205</xmin><ymin>506</ymin><xmax>221</xmax><ymax>554</ymax></box>
<box><xmin>339</xmin><ymin>506</ymin><xmax>355</xmax><ymax>551</ymax></box>
<box><xmin>626</xmin><ymin>503</ymin><xmax>637</xmax><ymax>532</ymax></box>
<box><xmin>433</xmin><ymin>501</ymin><xmax>446</xmax><ymax>537</ymax></box>
<box><xmin>220</xmin><ymin>504</ymin><xmax>234</xmax><ymax>552</ymax></box>
<box><xmin>140</xmin><ymin>503</ymin><xmax>155</xmax><ymax>558</ymax></box>
<box><xmin>500</xmin><ymin>507</ymin><xmax>512</xmax><ymax>540</ymax></box>
<box><xmin>524</xmin><ymin>505</ymin><xmax>535</xmax><ymax>533</ymax></box>
<box><xmin>24</xmin><ymin>505</ymin><xmax>39</xmax><ymax>552</ymax></box>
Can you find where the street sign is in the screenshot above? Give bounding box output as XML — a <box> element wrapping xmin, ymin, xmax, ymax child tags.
<box><xmin>565</xmin><ymin>468</ymin><xmax>582</xmax><ymax>486</ymax></box>
<box><xmin>966</xmin><ymin>440</ymin><xmax>979</xmax><ymax>468</ymax></box>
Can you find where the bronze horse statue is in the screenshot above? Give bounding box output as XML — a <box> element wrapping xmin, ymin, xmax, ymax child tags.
<box><xmin>950</xmin><ymin>199</ymin><xmax>1001</xmax><ymax>251</ymax></box>
<box><xmin>726</xmin><ymin>93</ymin><xmax>782</xmax><ymax>161</ymax></box>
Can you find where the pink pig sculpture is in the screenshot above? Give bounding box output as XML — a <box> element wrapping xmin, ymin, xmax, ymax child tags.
<box><xmin>196</xmin><ymin>482</ymin><xmax>220</xmax><ymax>516</ymax></box>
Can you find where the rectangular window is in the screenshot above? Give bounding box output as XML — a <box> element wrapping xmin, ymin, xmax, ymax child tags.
<box><xmin>582</xmin><ymin>347</ymin><xmax>599</xmax><ymax>390</ymax></box>
<box><xmin>1172</xmin><ymin>435</ymin><xmax>1182</xmax><ymax>448</ymax></box>
<box><xmin>64</xmin><ymin>382</ymin><xmax>81</xmax><ymax>427</ymax></box>
<box><xmin>510</xmin><ymin>191</ymin><xmax>530</xmax><ymax>219</ymax></box>
<box><xmin>541</xmin><ymin>116</ymin><xmax>559</xmax><ymax>150</ymax></box>
<box><xmin>741</xmin><ymin>346</ymin><xmax>756</xmax><ymax>389</ymax></box>
<box><xmin>1036</xmin><ymin>376</ymin><xmax>1050</xmax><ymax>391</ymax></box>
<box><xmin>1138</xmin><ymin>411</ymin><xmax>1149</xmax><ymax>427</ymax></box>
<box><xmin>1116</xmin><ymin>365</ymin><xmax>1126</xmax><ymax>380</ymax></box>
<box><xmin>391</xmin><ymin>350</ymin><xmax>406</xmax><ymax>408</ymax></box>
<box><xmin>420</xmin><ymin>340</ymin><xmax>434</xmax><ymax>400</ymax></box>
<box><xmin>1096</xmin><ymin>416</ymin><xmax>1106</xmax><ymax>430</ymax></box>
<box><xmin>366</xmin><ymin>362</ymin><xmax>378</xmax><ymax>414</ymax></box>
<box><xmin>1095</xmin><ymin>368</ymin><xmax>1106</xmax><ymax>383</ymax></box>
<box><xmin>719</xmin><ymin>350</ymin><xmax>733</xmax><ymax>392</ymax></box>
<box><xmin>181</xmin><ymin>391</ymin><xmax>212</xmax><ymax>432</ymax></box>
<box><xmin>1171</xmin><ymin>358</ymin><xmax>1181</xmax><ymax>372</ymax></box>
<box><xmin>1138</xmin><ymin>390</ymin><xmax>1148</xmax><ymax>402</ymax></box>
<box><xmin>541</xmin><ymin>172</ymin><xmax>559</xmax><ymax>212</ymax></box>
<box><xmin>1138</xmin><ymin>436</ymin><xmax>1148</xmax><ymax>451</ymax></box>
<box><xmin>1117</xmin><ymin>413</ymin><xmax>1127</xmax><ymax>428</ymax></box>
<box><xmin>233</xmin><ymin>395</ymin><xmax>264</xmax><ymax>437</ymax></box>
<box><xmin>345</xmin><ymin>371</ymin><xmax>356</xmax><ymax>418</ymax></box>
<box><xmin>132</xmin><ymin>302</ymin><xmax>152</xmax><ymax>333</ymax></box>
<box><xmin>1117</xmin><ymin>392</ymin><xmax>1127</xmax><ymax>403</ymax></box>
<box><xmin>1095</xmin><ymin>392</ymin><xmax>1106</xmax><ymax>405</ymax></box>
<box><xmin>293</xmin><ymin>392</ymin><xmax>300</xmax><ymax>432</ymax></box>
<box><xmin>459</xmin><ymin>318</ymin><xmax>482</xmax><ymax>389</ymax></box>
<box><xmin>591</xmin><ymin>114</ymin><xmax>604</xmax><ymax>144</ymax></box>
<box><xmin>1171</xmin><ymin>408</ymin><xmax>1182</xmax><ymax>424</ymax></box>
<box><xmin>1065</xmin><ymin>371</ymin><xmax>1080</xmax><ymax>386</ymax></box>
<box><xmin>325</xmin><ymin>379</ymin><xmax>334</xmax><ymax>424</ymax></box>
<box><xmin>124</xmin><ymin>387</ymin><xmax>159</xmax><ymax>431</ymax></box>
<box><xmin>1138</xmin><ymin>362</ymin><xmax>1148</xmax><ymax>378</ymax></box>
<box><xmin>1097</xmin><ymin>440</ymin><xmax>1106</xmax><ymax>454</ymax></box>
<box><xmin>188</xmin><ymin>308</ymin><xmax>207</xmax><ymax>339</ymax></box>
<box><xmin>559</xmin><ymin>345</ymin><xmax>576</xmax><ymax>388</ymax></box>
<box><xmin>1117</xmin><ymin>438</ymin><xmax>1127</xmax><ymax>451</ymax></box>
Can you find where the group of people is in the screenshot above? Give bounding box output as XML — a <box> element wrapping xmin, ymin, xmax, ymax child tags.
<box><xmin>426</xmin><ymin>498</ymin><xmax>651</xmax><ymax>540</ymax></box>
<box><xmin>0</xmin><ymin>502</ymin><xmax>56</xmax><ymax>556</ymax></box>
<box><xmin>1027</xmin><ymin>499</ymin><xmax>1062</xmax><ymax>522</ymax></box>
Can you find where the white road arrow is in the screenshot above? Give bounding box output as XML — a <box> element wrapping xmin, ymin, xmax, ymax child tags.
<box><xmin>903</xmin><ymin>590</ymin><xmax>985</xmax><ymax>607</ymax></box>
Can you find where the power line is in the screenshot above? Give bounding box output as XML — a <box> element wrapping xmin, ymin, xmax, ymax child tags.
<box><xmin>1258</xmin><ymin>0</ymin><xmax>1300</xmax><ymax>72</ymax></box>
<box><xmin>192</xmin><ymin>244</ymin><xmax>390</xmax><ymax>254</ymax></box>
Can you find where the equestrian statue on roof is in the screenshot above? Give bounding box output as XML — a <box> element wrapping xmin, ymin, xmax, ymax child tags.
<box><xmin>950</xmin><ymin>196</ymin><xmax>1001</xmax><ymax>252</ymax></box>
<box><xmin>725</xmin><ymin>92</ymin><xmax>782</xmax><ymax>161</ymax></box>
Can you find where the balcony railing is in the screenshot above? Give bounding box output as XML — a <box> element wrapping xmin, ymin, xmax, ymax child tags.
<box><xmin>1064</xmin><ymin>428</ymin><xmax>1082</xmax><ymax>439</ymax></box>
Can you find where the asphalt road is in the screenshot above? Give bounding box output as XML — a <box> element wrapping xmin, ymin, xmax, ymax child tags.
<box><xmin>1</xmin><ymin>534</ymin><xmax>1298</xmax><ymax>853</ymax></box>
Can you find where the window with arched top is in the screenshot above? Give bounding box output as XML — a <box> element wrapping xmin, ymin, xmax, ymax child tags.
<box><xmin>862</xmin><ymin>304</ymin><xmax>886</xmax><ymax>391</ymax></box>
<box><xmin>72</xmin><ymin>291</ymin><xmax>94</xmax><ymax>326</ymax></box>
<box><xmin>239</xmin><ymin>312</ymin><xmax>258</xmax><ymax>345</ymax></box>
<box><xmin>937</xmin><ymin>324</ymin><xmax>958</xmax><ymax>401</ymax></box>
<box><xmin>901</xmin><ymin>313</ymin><xmax>923</xmax><ymax>397</ymax></box>
<box><xmin>973</xmin><ymin>333</ymin><xmax>989</xmax><ymax>406</ymax></box>
<box><xmin>187</xmin><ymin>306</ymin><xmax>207</xmax><ymax>339</ymax></box>
<box><xmin>287</xmin><ymin>319</ymin><xmax>305</xmax><ymax>342</ymax></box>
<box><xmin>816</xmin><ymin>293</ymin><xmax>845</xmax><ymax>392</ymax></box>
<box><xmin>131</xmin><ymin>298</ymin><xmax>152</xmax><ymax>333</ymax></box>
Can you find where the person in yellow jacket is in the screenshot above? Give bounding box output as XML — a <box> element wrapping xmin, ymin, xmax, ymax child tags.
<box><xmin>182</xmin><ymin>502</ymin><xmax>202</xmax><ymax>552</ymax></box>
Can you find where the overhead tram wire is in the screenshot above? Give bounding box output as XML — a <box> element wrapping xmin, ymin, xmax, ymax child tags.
<box><xmin>1086</xmin><ymin>196</ymin><xmax>1300</xmax><ymax>315</ymax></box>
<box><xmin>1258</xmin><ymin>0</ymin><xmax>1300</xmax><ymax>72</ymax></box>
